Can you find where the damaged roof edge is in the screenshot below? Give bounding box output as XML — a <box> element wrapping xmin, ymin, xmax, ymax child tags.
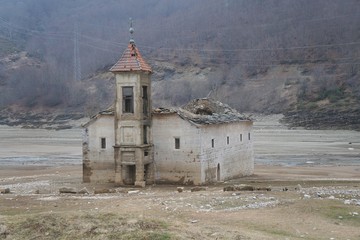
<box><xmin>82</xmin><ymin>105</ymin><xmax>115</xmax><ymax>127</ymax></box>
<box><xmin>83</xmin><ymin>99</ymin><xmax>253</xmax><ymax>127</ymax></box>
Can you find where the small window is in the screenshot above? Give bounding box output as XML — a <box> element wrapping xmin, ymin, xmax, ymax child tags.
<box><xmin>211</xmin><ymin>139</ymin><xmax>215</xmax><ymax>148</ymax></box>
<box><xmin>144</xmin><ymin>151</ymin><xmax>149</xmax><ymax>156</ymax></box>
<box><xmin>122</xmin><ymin>87</ymin><xmax>133</xmax><ymax>113</ymax></box>
<box><xmin>101</xmin><ymin>138</ymin><xmax>106</xmax><ymax>149</ymax></box>
<box><xmin>240</xmin><ymin>134</ymin><xmax>243</xmax><ymax>142</ymax></box>
<box><xmin>227</xmin><ymin>136</ymin><xmax>229</xmax><ymax>145</ymax></box>
<box><xmin>143</xmin><ymin>125</ymin><xmax>148</xmax><ymax>144</ymax></box>
<box><xmin>142</xmin><ymin>86</ymin><xmax>148</xmax><ymax>116</ymax></box>
<box><xmin>248</xmin><ymin>133</ymin><xmax>251</xmax><ymax>141</ymax></box>
<box><xmin>175</xmin><ymin>138</ymin><xmax>180</xmax><ymax>149</ymax></box>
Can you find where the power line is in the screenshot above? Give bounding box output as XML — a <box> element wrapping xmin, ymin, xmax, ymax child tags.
<box><xmin>138</xmin><ymin>41</ymin><xmax>360</xmax><ymax>53</ymax></box>
<box><xmin>1</xmin><ymin>14</ymin><xmax>359</xmax><ymax>69</ymax></box>
<box><xmin>0</xmin><ymin>17</ymin><xmax>72</xmax><ymax>37</ymax></box>
<box><xmin>79</xmin><ymin>33</ymin><xmax>127</xmax><ymax>48</ymax></box>
<box><xmin>74</xmin><ymin>23</ymin><xmax>81</xmax><ymax>81</ymax></box>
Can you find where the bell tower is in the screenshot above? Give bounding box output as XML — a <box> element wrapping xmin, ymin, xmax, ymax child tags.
<box><xmin>110</xmin><ymin>20</ymin><xmax>154</xmax><ymax>187</ymax></box>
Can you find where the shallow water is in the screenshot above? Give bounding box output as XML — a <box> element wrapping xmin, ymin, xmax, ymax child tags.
<box><xmin>1</xmin><ymin>119</ymin><xmax>360</xmax><ymax>167</ymax></box>
<box><xmin>0</xmin><ymin>125</ymin><xmax>82</xmax><ymax>166</ymax></box>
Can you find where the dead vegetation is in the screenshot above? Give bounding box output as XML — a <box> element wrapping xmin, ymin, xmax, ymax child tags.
<box><xmin>1</xmin><ymin>169</ymin><xmax>359</xmax><ymax>239</ymax></box>
<box><xmin>2</xmin><ymin>212</ymin><xmax>171</xmax><ymax>240</ymax></box>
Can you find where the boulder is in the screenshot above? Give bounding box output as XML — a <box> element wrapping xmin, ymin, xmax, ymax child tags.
<box><xmin>78</xmin><ymin>187</ymin><xmax>89</xmax><ymax>194</ymax></box>
<box><xmin>236</xmin><ymin>185</ymin><xmax>254</xmax><ymax>191</ymax></box>
<box><xmin>0</xmin><ymin>188</ymin><xmax>10</xmax><ymax>194</ymax></box>
<box><xmin>0</xmin><ymin>224</ymin><xmax>8</xmax><ymax>237</ymax></box>
<box><xmin>59</xmin><ymin>187</ymin><xmax>77</xmax><ymax>194</ymax></box>
<box><xmin>190</xmin><ymin>187</ymin><xmax>206</xmax><ymax>192</ymax></box>
<box><xmin>94</xmin><ymin>188</ymin><xmax>116</xmax><ymax>194</ymax></box>
<box><xmin>223</xmin><ymin>186</ymin><xmax>236</xmax><ymax>191</ymax></box>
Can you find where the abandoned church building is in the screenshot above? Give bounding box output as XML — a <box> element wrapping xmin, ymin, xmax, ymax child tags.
<box><xmin>82</xmin><ymin>29</ymin><xmax>254</xmax><ymax>187</ymax></box>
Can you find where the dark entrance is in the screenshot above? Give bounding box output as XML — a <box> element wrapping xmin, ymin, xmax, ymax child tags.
<box><xmin>123</xmin><ymin>165</ymin><xmax>136</xmax><ymax>185</ymax></box>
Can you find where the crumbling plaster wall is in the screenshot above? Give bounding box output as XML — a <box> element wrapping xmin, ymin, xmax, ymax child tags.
<box><xmin>199</xmin><ymin>121</ymin><xmax>254</xmax><ymax>183</ymax></box>
<box><xmin>152</xmin><ymin>114</ymin><xmax>202</xmax><ymax>185</ymax></box>
<box><xmin>84</xmin><ymin>115</ymin><xmax>115</xmax><ymax>183</ymax></box>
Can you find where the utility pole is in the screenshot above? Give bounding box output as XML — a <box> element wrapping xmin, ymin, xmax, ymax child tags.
<box><xmin>73</xmin><ymin>22</ymin><xmax>81</xmax><ymax>81</ymax></box>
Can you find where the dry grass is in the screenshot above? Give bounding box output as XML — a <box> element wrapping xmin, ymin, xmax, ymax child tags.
<box><xmin>3</xmin><ymin>212</ymin><xmax>171</xmax><ymax>240</ymax></box>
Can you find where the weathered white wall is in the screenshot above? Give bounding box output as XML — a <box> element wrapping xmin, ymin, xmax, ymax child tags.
<box><xmin>83</xmin><ymin>112</ymin><xmax>253</xmax><ymax>185</ymax></box>
<box><xmin>152</xmin><ymin>113</ymin><xmax>202</xmax><ymax>185</ymax></box>
<box><xmin>114</xmin><ymin>72</ymin><xmax>151</xmax><ymax>146</ymax></box>
<box><xmin>199</xmin><ymin>121</ymin><xmax>254</xmax><ymax>183</ymax></box>
<box><xmin>84</xmin><ymin>115</ymin><xmax>115</xmax><ymax>183</ymax></box>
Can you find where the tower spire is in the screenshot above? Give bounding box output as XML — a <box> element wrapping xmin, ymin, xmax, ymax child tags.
<box><xmin>129</xmin><ymin>18</ymin><xmax>135</xmax><ymax>45</ymax></box>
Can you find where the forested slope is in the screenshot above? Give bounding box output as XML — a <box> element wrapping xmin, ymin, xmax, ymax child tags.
<box><xmin>0</xmin><ymin>0</ymin><xmax>359</xmax><ymax>129</ymax></box>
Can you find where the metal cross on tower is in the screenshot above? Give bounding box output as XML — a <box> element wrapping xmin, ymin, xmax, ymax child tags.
<box><xmin>129</xmin><ymin>18</ymin><xmax>135</xmax><ymax>45</ymax></box>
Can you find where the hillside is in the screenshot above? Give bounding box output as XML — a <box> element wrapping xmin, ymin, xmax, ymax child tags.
<box><xmin>0</xmin><ymin>0</ymin><xmax>359</xmax><ymax>129</ymax></box>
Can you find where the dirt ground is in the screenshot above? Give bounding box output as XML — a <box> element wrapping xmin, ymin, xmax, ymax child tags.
<box><xmin>0</xmin><ymin>115</ymin><xmax>360</xmax><ymax>239</ymax></box>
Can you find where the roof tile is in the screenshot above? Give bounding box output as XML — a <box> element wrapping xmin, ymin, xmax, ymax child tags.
<box><xmin>110</xmin><ymin>43</ymin><xmax>152</xmax><ymax>73</ymax></box>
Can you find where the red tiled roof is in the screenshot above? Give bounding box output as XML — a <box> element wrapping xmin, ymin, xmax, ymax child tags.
<box><xmin>110</xmin><ymin>43</ymin><xmax>152</xmax><ymax>73</ymax></box>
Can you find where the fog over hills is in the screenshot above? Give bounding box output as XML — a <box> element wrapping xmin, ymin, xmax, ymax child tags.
<box><xmin>0</xmin><ymin>0</ymin><xmax>359</xmax><ymax>129</ymax></box>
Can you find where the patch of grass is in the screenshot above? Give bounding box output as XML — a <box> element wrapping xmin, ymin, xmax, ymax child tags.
<box><xmin>5</xmin><ymin>212</ymin><xmax>173</xmax><ymax>240</ymax></box>
<box><xmin>245</xmin><ymin>222</ymin><xmax>297</xmax><ymax>238</ymax></box>
<box><xmin>318</xmin><ymin>87</ymin><xmax>345</xmax><ymax>103</ymax></box>
<box><xmin>320</xmin><ymin>205</ymin><xmax>360</xmax><ymax>226</ymax></box>
<box><xmin>296</xmin><ymin>101</ymin><xmax>317</xmax><ymax>110</ymax></box>
<box><xmin>111</xmin><ymin>231</ymin><xmax>171</xmax><ymax>240</ymax></box>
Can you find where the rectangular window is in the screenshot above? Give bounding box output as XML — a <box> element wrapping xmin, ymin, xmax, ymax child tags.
<box><xmin>240</xmin><ymin>134</ymin><xmax>243</xmax><ymax>142</ymax></box>
<box><xmin>144</xmin><ymin>151</ymin><xmax>149</xmax><ymax>157</ymax></box>
<box><xmin>175</xmin><ymin>138</ymin><xmax>180</xmax><ymax>149</ymax></box>
<box><xmin>227</xmin><ymin>136</ymin><xmax>230</xmax><ymax>145</ymax></box>
<box><xmin>211</xmin><ymin>138</ymin><xmax>215</xmax><ymax>148</ymax></box>
<box><xmin>122</xmin><ymin>87</ymin><xmax>133</xmax><ymax>113</ymax></box>
<box><xmin>142</xmin><ymin>86</ymin><xmax>148</xmax><ymax>116</ymax></box>
<box><xmin>143</xmin><ymin>125</ymin><xmax>148</xmax><ymax>144</ymax></box>
<box><xmin>248</xmin><ymin>133</ymin><xmax>251</xmax><ymax>140</ymax></box>
<box><xmin>101</xmin><ymin>138</ymin><xmax>106</xmax><ymax>149</ymax></box>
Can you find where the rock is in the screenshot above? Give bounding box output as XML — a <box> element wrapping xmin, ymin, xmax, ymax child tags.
<box><xmin>94</xmin><ymin>188</ymin><xmax>116</xmax><ymax>194</ymax></box>
<box><xmin>59</xmin><ymin>187</ymin><xmax>77</xmax><ymax>194</ymax></box>
<box><xmin>237</xmin><ymin>185</ymin><xmax>254</xmax><ymax>191</ymax></box>
<box><xmin>224</xmin><ymin>185</ymin><xmax>257</xmax><ymax>191</ymax></box>
<box><xmin>0</xmin><ymin>224</ymin><xmax>8</xmax><ymax>237</ymax></box>
<box><xmin>127</xmin><ymin>190</ymin><xmax>140</xmax><ymax>194</ymax></box>
<box><xmin>303</xmin><ymin>194</ymin><xmax>311</xmax><ymax>199</ymax></box>
<box><xmin>78</xmin><ymin>187</ymin><xmax>89</xmax><ymax>194</ymax></box>
<box><xmin>223</xmin><ymin>186</ymin><xmax>236</xmax><ymax>191</ymax></box>
<box><xmin>190</xmin><ymin>187</ymin><xmax>206</xmax><ymax>192</ymax></box>
<box><xmin>116</xmin><ymin>188</ymin><xmax>129</xmax><ymax>193</ymax></box>
<box><xmin>177</xmin><ymin>187</ymin><xmax>184</xmax><ymax>193</ymax></box>
<box><xmin>0</xmin><ymin>188</ymin><xmax>10</xmax><ymax>194</ymax></box>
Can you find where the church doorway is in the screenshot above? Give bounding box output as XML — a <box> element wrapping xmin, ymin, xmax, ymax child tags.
<box><xmin>217</xmin><ymin>163</ymin><xmax>220</xmax><ymax>181</ymax></box>
<box><xmin>123</xmin><ymin>165</ymin><xmax>136</xmax><ymax>185</ymax></box>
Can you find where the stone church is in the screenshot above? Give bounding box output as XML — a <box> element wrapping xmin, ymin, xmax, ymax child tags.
<box><xmin>82</xmin><ymin>29</ymin><xmax>254</xmax><ymax>187</ymax></box>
